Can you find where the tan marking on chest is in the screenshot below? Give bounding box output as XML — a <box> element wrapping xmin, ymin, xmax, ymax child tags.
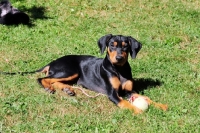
<box><xmin>109</xmin><ymin>77</ymin><xmax>121</xmax><ymax>90</ymax></box>
<box><xmin>122</xmin><ymin>80</ymin><xmax>133</xmax><ymax>91</ymax></box>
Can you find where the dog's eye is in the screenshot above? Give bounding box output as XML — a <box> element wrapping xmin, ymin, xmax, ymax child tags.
<box><xmin>123</xmin><ymin>43</ymin><xmax>128</xmax><ymax>48</ymax></box>
<box><xmin>110</xmin><ymin>43</ymin><xmax>115</xmax><ymax>47</ymax></box>
<box><xmin>110</xmin><ymin>41</ymin><xmax>118</xmax><ymax>47</ymax></box>
<box><xmin>124</xmin><ymin>45</ymin><xmax>128</xmax><ymax>48</ymax></box>
<box><xmin>122</xmin><ymin>44</ymin><xmax>129</xmax><ymax>51</ymax></box>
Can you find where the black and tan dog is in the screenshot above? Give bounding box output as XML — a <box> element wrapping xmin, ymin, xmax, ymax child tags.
<box><xmin>1</xmin><ymin>34</ymin><xmax>168</xmax><ymax>114</ymax></box>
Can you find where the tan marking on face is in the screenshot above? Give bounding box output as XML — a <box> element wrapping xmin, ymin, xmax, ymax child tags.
<box><xmin>109</xmin><ymin>77</ymin><xmax>121</xmax><ymax>90</ymax></box>
<box><xmin>122</xmin><ymin>51</ymin><xmax>128</xmax><ymax>59</ymax></box>
<box><xmin>116</xmin><ymin>51</ymin><xmax>128</xmax><ymax>66</ymax></box>
<box><xmin>108</xmin><ymin>47</ymin><xmax>117</xmax><ymax>64</ymax></box>
<box><xmin>122</xmin><ymin>42</ymin><xmax>126</xmax><ymax>47</ymax></box>
<box><xmin>122</xmin><ymin>80</ymin><xmax>133</xmax><ymax>91</ymax></box>
<box><xmin>113</xmin><ymin>41</ymin><xmax>117</xmax><ymax>46</ymax></box>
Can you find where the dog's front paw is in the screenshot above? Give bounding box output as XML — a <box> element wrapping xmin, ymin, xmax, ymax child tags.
<box><xmin>118</xmin><ymin>100</ymin><xmax>143</xmax><ymax>115</ymax></box>
<box><xmin>157</xmin><ymin>103</ymin><xmax>168</xmax><ymax>111</ymax></box>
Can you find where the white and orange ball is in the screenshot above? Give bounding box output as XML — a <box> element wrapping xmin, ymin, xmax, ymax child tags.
<box><xmin>129</xmin><ymin>96</ymin><xmax>149</xmax><ymax>111</ymax></box>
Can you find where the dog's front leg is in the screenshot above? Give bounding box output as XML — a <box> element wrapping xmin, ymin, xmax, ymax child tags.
<box><xmin>108</xmin><ymin>76</ymin><xmax>142</xmax><ymax>114</ymax></box>
<box><xmin>131</xmin><ymin>94</ymin><xmax>168</xmax><ymax>111</ymax></box>
<box><xmin>108</xmin><ymin>89</ymin><xmax>142</xmax><ymax>114</ymax></box>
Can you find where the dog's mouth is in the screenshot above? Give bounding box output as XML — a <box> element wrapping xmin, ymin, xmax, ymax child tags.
<box><xmin>107</xmin><ymin>54</ymin><xmax>127</xmax><ymax>66</ymax></box>
<box><xmin>107</xmin><ymin>47</ymin><xmax>128</xmax><ymax>66</ymax></box>
<box><xmin>113</xmin><ymin>58</ymin><xmax>127</xmax><ymax>66</ymax></box>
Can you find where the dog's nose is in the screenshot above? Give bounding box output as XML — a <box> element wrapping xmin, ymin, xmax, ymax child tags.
<box><xmin>116</xmin><ymin>56</ymin><xmax>123</xmax><ymax>61</ymax></box>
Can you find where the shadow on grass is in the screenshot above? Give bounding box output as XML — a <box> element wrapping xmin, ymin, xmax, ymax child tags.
<box><xmin>17</xmin><ymin>5</ymin><xmax>51</xmax><ymax>27</ymax></box>
<box><xmin>133</xmin><ymin>78</ymin><xmax>163</xmax><ymax>94</ymax></box>
<box><xmin>20</xmin><ymin>6</ymin><xmax>49</xmax><ymax>20</ymax></box>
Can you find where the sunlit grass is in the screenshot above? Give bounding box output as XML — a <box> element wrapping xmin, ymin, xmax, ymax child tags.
<box><xmin>0</xmin><ymin>0</ymin><xmax>199</xmax><ymax>132</ymax></box>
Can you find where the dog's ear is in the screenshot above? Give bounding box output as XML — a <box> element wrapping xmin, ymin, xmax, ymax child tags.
<box><xmin>98</xmin><ymin>34</ymin><xmax>112</xmax><ymax>54</ymax></box>
<box><xmin>128</xmin><ymin>36</ymin><xmax>142</xmax><ymax>59</ymax></box>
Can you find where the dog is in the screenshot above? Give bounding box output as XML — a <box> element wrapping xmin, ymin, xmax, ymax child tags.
<box><xmin>1</xmin><ymin>34</ymin><xmax>168</xmax><ymax>114</ymax></box>
<box><xmin>0</xmin><ymin>0</ymin><xmax>29</xmax><ymax>25</ymax></box>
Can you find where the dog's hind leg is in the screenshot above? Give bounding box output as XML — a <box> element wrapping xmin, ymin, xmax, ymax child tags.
<box><xmin>51</xmin><ymin>82</ymin><xmax>75</xmax><ymax>96</ymax></box>
<box><xmin>37</xmin><ymin>74</ymin><xmax>79</xmax><ymax>96</ymax></box>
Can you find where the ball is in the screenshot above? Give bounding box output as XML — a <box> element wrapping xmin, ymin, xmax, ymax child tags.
<box><xmin>129</xmin><ymin>96</ymin><xmax>149</xmax><ymax>111</ymax></box>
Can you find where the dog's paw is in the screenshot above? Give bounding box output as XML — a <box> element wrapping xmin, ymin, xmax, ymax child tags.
<box><xmin>44</xmin><ymin>88</ymin><xmax>55</xmax><ymax>94</ymax></box>
<box><xmin>62</xmin><ymin>88</ymin><xmax>75</xmax><ymax>96</ymax></box>
<box><xmin>159</xmin><ymin>104</ymin><xmax>168</xmax><ymax>111</ymax></box>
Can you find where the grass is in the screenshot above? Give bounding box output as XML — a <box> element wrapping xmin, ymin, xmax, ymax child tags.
<box><xmin>0</xmin><ymin>0</ymin><xmax>200</xmax><ymax>132</ymax></box>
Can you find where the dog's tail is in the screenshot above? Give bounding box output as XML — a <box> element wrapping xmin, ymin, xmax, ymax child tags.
<box><xmin>0</xmin><ymin>66</ymin><xmax>48</xmax><ymax>76</ymax></box>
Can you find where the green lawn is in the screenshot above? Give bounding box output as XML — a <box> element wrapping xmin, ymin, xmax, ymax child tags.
<box><xmin>0</xmin><ymin>0</ymin><xmax>199</xmax><ymax>132</ymax></box>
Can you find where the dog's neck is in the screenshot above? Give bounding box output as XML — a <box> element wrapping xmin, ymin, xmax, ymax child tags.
<box><xmin>101</xmin><ymin>55</ymin><xmax>131</xmax><ymax>81</ymax></box>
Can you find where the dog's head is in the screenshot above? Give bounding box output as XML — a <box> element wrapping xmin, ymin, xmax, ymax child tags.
<box><xmin>98</xmin><ymin>34</ymin><xmax>142</xmax><ymax>66</ymax></box>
